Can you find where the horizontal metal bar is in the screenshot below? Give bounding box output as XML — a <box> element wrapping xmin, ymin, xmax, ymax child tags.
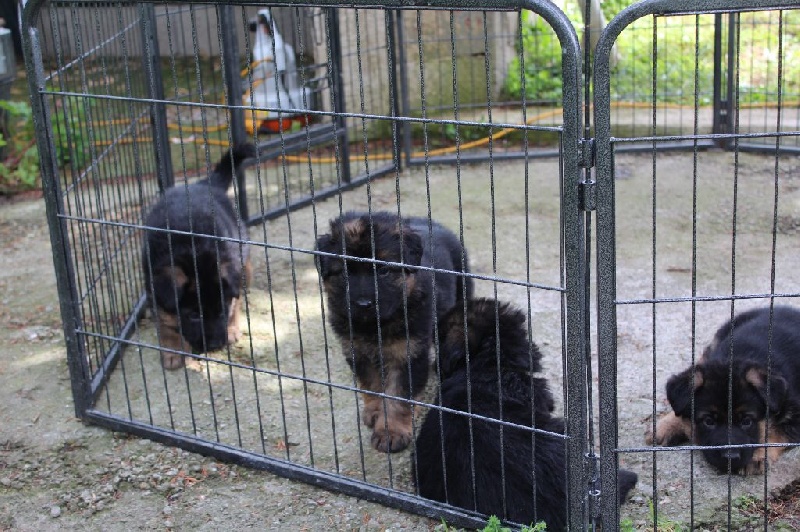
<box><xmin>621</xmin><ymin>441</ymin><xmax>800</xmax><ymax>454</ymax></box>
<box><xmin>616</xmin><ymin>292</ymin><xmax>800</xmax><ymax>305</ymax></box>
<box><xmin>255</xmin><ymin>123</ymin><xmax>340</xmax><ymax>160</ymax></box>
<box><xmin>81</xmin><ymin>410</ymin><xmax>495</xmax><ymax>530</ymax></box>
<box><xmin>406</xmin><ymin>148</ymin><xmax>564</xmax><ymax>165</ymax></box>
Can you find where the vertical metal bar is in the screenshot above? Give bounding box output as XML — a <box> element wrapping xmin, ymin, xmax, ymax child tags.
<box><xmin>22</xmin><ymin>13</ymin><xmax>93</xmax><ymax>416</ymax></box>
<box><xmin>219</xmin><ymin>5</ymin><xmax>249</xmax><ymax>220</ymax></box>
<box><xmin>593</xmin><ymin>6</ymin><xmax>622</xmax><ymax>532</ymax></box>
<box><xmin>140</xmin><ymin>3</ymin><xmax>174</xmax><ymax>190</ymax></box>
<box><xmin>385</xmin><ymin>10</ymin><xmax>402</xmax><ymax>173</ymax></box>
<box><xmin>327</xmin><ymin>7</ymin><xmax>351</xmax><ymax>183</ymax></box>
<box><xmin>395</xmin><ymin>11</ymin><xmax>412</xmax><ymax>167</ymax></box>
<box><xmin>533</xmin><ymin>4</ymin><xmax>587</xmax><ymax>529</ymax></box>
<box><xmin>712</xmin><ymin>14</ymin><xmax>726</xmax><ymax>143</ymax></box>
<box><xmin>725</xmin><ymin>12</ymin><xmax>736</xmax><ymax>152</ymax></box>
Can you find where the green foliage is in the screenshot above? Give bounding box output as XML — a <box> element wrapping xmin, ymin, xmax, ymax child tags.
<box><xmin>0</xmin><ymin>101</ymin><xmax>40</xmax><ymax>193</ymax></box>
<box><xmin>51</xmin><ymin>100</ymin><xmax>91</xmax><ymax>171</ymax></box>
<box><xmin>504</xmin><ymin>5</ymin><xmax>800</xmax><ymax>107</ymax></box>
<box><xmin>620</xmin><ymin>498</ymin><xmax>687</xmax><ymax>532</ymax></box>
<box><xmin>481</xmin><ymin>515</ymin><xmax>547</xmax><ymax>532</ymax></box>
<box><xmin>504</xmin><ymin>11</ymin><xmax>564</xmax><ymax>104</ymax></box>
<box><xmin>434</xmin><ymin>515</ymin><xmax>547</xmax><ymax>532</ymax></box>
<box><xmin>0</xmin><ymin>98</ymin><xmax>90</xmax><ymax>195</ymax></box>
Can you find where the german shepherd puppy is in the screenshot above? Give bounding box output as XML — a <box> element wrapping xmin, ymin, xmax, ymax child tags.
<box><xmin>142</xmin><ymin>144</ymin><xmax>256</xmax><ymax>369</ymax></box>
<box><xmin>648</xmin><ymin>306</ymin><xmax>800</xmax><ymax>474</ymax></box>
<box><xmin>315</xmin><ymin>211</ymin><xmax>472</xmax><ymax>453</ymax></box>
<box><xmin>413</xmin><ymin>298</ymin><xmax>637</xmax><ymax>530</ymax></box>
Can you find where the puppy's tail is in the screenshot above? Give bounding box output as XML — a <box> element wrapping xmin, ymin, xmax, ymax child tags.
<box><xmin>207</xmin><ymin>143</ymin><xmax>258</xmax><ymax>189</ymax></box>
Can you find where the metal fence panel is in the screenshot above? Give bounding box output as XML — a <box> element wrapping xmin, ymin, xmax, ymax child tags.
<box><xmin>22</xmin><ymin>0</ymin><xmax>587</xmax><ymax>528</ymax></box>
<box><xmin>596</xmin><ymin>0</ymin><xmax>800</xmax><ymax>529</ymax></box>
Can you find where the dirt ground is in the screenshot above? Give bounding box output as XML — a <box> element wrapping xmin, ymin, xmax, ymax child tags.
<box><xmin>3</xmin><ymin>150</ymin><xmax>800</xmax><ymax>530</ymax></box>
<box><xmin>0</xmin><ymin>193</ymin><xmax>437</xmax><ymax>531</ymax></box>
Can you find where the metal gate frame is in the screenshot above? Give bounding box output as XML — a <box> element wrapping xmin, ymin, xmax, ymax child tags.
<box><xmin>22</xmin><ymin>0</ymin><xmax>594</xmax><ymax>528</ymax></box>
<box><xmin>34</xmin><ymin>0</ymin><xmax>800</xmax><ymax>528</ymax></box>
<box><xmin>593</xmin><ymin>0</ymin><xmax>800</xmax><ymax>528</ymax></box>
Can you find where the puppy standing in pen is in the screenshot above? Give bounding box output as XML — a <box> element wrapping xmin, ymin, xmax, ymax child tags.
<box><xmin>142</xmin><ymin>144</ymin><xmax>256</xmax><ymax>369</ymax></box>
<box><xmin>315</xmin><ymin>211</ymin><xmax>472</xmax><ymax>453</ymax></box>
<box><xmin>414</xmin><ymin>298</ymin><xmax>638</xmax><ymax>530</ymax></box>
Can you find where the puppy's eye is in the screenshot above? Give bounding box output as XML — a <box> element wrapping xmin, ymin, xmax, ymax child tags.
<box><xmin>377</xmin><ymin>265</ymin><xmax>392</xmax><ymax>277</ymax></box>
<box><xmin>701</xmin><ymin>416</ymin><xmax>716</xmax><ymax>428</ymax></box>
<box><xmin>740</xmin><ymin>416</ymin><xmax>753</xmax><ymax>429</ymax></box>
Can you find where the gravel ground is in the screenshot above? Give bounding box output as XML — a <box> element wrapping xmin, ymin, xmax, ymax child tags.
<box><xmin>0</xmin><ymin>194</ymin><xmax>436</xmax><ymax>531</ymax></box>
<box><xmin>3</xmin><ymin>150</ymin><xmax>800</xmax><ymax>530</ymax></box>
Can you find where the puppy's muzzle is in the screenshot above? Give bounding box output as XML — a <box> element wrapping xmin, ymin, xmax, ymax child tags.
<box><xmin>354</xmin><ymin>298</ymin><xmax>374</xmax><ymax>310</ymax></box>
<box><xmin>722</xmin><ymin>449</ymin><xmax>741</xmax><ymax>461</ymax></box>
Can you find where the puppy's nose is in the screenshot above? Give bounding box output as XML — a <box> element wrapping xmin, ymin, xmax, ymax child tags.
<box><xmin>722</xmin><ymin>450</ymin><xmax>741</xmax><ymax>461</ymax></box>
<box><xmin>354</xmin><ymin>298</ymin><xmax>373</xmax><ymax>309</ymax></box>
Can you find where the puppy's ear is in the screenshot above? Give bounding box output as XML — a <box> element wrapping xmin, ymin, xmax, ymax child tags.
<box><xmin>315</xmin><ymin>234</ymin><xmax>335</xmax><ymax>278</ymax></box>
<box><xmin>666</xmin><ymin>366</ymin><xmax>703</xmax><ymax>418</ymax></box>
<box><xmin>400</xmin><ymin>228</ymin><xmax>423</xmax><ymax>267</ymax></box>
<box><xmin>745</xmin><ymin>365</ymin><xmax>788</xmax><ymax>415</ymax></box>
<box><xmin>153</xmin><ymin>266</ymin><xmax>188</xmax><ymax>313</ymax></box>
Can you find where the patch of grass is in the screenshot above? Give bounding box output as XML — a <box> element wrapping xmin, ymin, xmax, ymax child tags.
<box><xmin>433</xmin><ymin>515</ymin><xmax>547</xmax><ymax>532</ymax></box>
<box><xmin>620</xmin><ymin>498</ymin><xmax>688</xmax><ymax>532</ymax></box>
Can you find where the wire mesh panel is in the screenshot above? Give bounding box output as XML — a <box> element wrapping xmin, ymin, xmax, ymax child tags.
<box><xmin>398</xmin><ymin>9</ymin><xmax>571</xmax><ymax>164</ymax></box>
<box><xmin>595</xmin><ymin>0</ymin><xmax>800</xmax><ymax>529</ymax></box>
<box><xmin>24</xmin><ymin>0</ymin><xmax>589</xmax><ymax>528</ymax></box>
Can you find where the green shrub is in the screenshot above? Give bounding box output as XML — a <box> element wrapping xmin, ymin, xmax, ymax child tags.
<box><xmin>0</xmin><ymin>99</ymin><xmax>90</xmax><ymax>194</ymax></box>
<box><xmin>504</xmin><ymin>11</ymin><xmax>565</xmax><ymax>104</ymax></box>
<box><xmin>0</xmin><ymin>101</ymin><xmax>40</xmax><ymax>193</ymax></box>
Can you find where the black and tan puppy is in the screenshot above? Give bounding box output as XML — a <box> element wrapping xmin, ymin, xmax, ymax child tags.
<box><xmin>142</xmin><ymin>144</ymin><xmax>256</xmax><ymax>369</ymax></box>
<box><xmin>316</xmin><ymin>211</ymin><xmax>472</xmax><ymax>453</ymax></box>
<box><xmin>648</xmin><ymin>306</ymin><xmax>800</xmax><ymax>474</ymax></box>
<box><xmin>413</xmin><ymin>298</ymin><xmax>637</xmax><ymax>530</ymax></box>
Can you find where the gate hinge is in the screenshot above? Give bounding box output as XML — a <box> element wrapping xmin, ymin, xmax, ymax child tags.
<box><xmin>579</xmin><ymin>179</ymin><xmax>596</xmax><ymax>212</ymax></box>
<box><xmin>579</xmin><ymin>137</ymin><xmax>595</xmax><ymax>169</ymax></box>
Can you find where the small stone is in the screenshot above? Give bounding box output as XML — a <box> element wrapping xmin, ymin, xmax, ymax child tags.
<box><xmin>50</xmin><ymin>506</ymin><xmax>61</xmax><ymax>518</ymax></box>
<box><xmin>163</xmin><ymin>505</ymin><xmax>172</xmax><ymax>516</ymax></box>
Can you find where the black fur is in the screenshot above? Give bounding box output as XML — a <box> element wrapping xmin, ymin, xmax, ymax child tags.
<box><xmin>663</xmin><ymin>306</ymin><xmax>800</xmax><ymax>473</ymax></box>
<box><xmin>142</xmin><ymin>144</ymin><xmax>256</xmax><ymax>362</ymax></box>
<box><xmin>414</xmin><ymin>298</ymin><xmax>637</xmax><ymax>529</ymax></box>
<box><xmin>316</xmin><ymin>211</ymin><xmax>472</xmax><ymax>452</ymax></box>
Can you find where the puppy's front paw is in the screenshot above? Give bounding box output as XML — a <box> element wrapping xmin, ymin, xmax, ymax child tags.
<box><xmin>744</xmin><ymin>457</ymin><xmax>765</xmax><ymax>475</ymax></box>
<box><xmin>646</xmin><ymin>412</ymin><xmax>691</xmax><ymax>446</ymax></box>
<box><xmin>161</xmin><ymin>351</ymin><xmax>185</xmax><ymax>370</ymax></box>
<box><xmin>371</xmin><ymin>426</ymin><xmax>412</xmax><ymax>453</ymax></box>
<box><xmin>227</xmin><ymin>325</ymin><xmax>242</xmax><ymax>345</ymax></box>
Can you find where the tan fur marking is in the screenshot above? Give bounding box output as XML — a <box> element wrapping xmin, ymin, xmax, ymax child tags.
<box><xmin>692</xmin><ymin>369</ymin><xmax>704</xmax><ymax>390</ymax></box>
<box><xmin>747</xmin><ymin>420</ymin><xmax>792</xmax><ymax>474</ymax></box>
<box><xmin>399</xmin><ymin>271</ymin><xmax>416</xmax><ymax>296</ymax></box>
<box><xmin>353</xmin><ymin>343</ymin><xmax>419</xmax><ymax>453</ymax></box>
<box><xmin>362</xmin><ymin>365</ymin><xmax>414</xmax><ymax>453</ymax></box>
<box><xmin>155</xmin><ymin>308</ymin><xmax>186</xmax><ymax>369</ymax></box>
<box><xmin>226</xmin><ymin>255</ymin><xmax>251</xmax><ymax>345</ymax></box>
<box><xmin>646</xmin><ymin>411</ymin><xmax>693</xmax><ymax>446</ymax></box>
<box><xmin>347</xmin><ymin>336</ymin><xmax>423</xmax><ymax>367</ymax></box>
<box><xmin>160</xmin><ymin>265</ymin><xmax>188</xmax><ymax>289</ymax></box>
<box><xmin>343</xmin><ymin>219</ymin><xmax>365</xmax><ymax>242</ymax></box>
<box><xmin>744</xmin><ymin>367</ymin><xmax>765</xmax><ymax>389</ymax></box>
<box><xmin>376</xmin><ymin>248</ymin><xmax>392</xmax><ymax>262</ymax></box>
